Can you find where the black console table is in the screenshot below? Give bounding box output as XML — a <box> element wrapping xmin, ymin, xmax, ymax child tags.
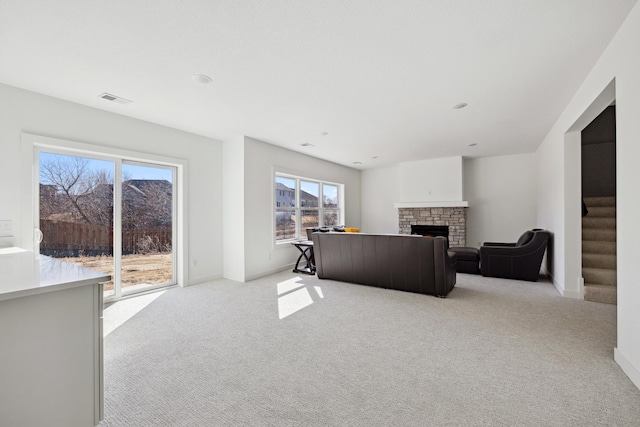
<box><xmin>291</xmin><ymin>240</ymin><xmax>315</xmax><ymax>275</ymax></box>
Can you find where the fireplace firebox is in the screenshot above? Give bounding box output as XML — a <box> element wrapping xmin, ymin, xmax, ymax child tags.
<box><xmin>411</xmin><ymin>225</ymin><xmax>450</xmax><ymax>246</ymax></box>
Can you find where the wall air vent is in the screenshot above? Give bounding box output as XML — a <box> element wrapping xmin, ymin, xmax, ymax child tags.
<box><xmin>98</xmin><ymin>92</ymin><xmax>132</xmax><ymax>105</ymax></box>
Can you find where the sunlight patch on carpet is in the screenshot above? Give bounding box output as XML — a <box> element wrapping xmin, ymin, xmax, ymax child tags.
<box><xmin>277</xmin><ymin>277</ymin><xmax>306</xmax><ymax>295</ymax></box>
<box><xmin>277</xmin><ymin>276</ymin><xmax>321</xmax><ymax>319</ymax></box>
<box><xmin>104</xmin><ymin>291</ymin><xmax>165</xmax><ymax>336</ymax></box>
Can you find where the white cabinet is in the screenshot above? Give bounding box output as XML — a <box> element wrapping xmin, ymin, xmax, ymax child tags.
<box><xmin>0</xmin><ymin>251</ymin><xmax>108</xmax><ymax>426</ymax></box>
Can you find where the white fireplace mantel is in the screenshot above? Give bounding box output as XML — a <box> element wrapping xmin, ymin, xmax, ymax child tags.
<box><xmin>394</xmin><ymin>201</ymin><xmax>469</xmax><ymax>208</ymax></box>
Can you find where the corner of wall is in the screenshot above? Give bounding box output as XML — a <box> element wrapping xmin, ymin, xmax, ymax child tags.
<box><xmin>188</xmin><ymin>273</ymin><xmax>224</xmax><ymax>286</ymax></box>
<box><xmin>222</xmin><ymin>137</ymin><xmax>246</xmax><ymax>281</ymax></box>
<box><xmin>615</xmin><ymin>348</ymin><xmax>640</xmax><ymax>391</ymax></box>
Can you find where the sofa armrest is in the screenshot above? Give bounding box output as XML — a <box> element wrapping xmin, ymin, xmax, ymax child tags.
<box><xmin>482</xmin><ymin>242</ymin><xmax>516</xmax><ymax>247</ymax></box>
<box><xmin>432</xmin><ymin>237</ymin><xmax>456</xmax><ymax>297</ymax></box>
<box><xmin>480</xmin><ymin>244</ymin><xmax>534</xmax><ymax>257</ymax></box>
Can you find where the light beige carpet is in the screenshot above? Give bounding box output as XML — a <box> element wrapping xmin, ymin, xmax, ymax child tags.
<box><xmin>100</xmin><ymin>271</ymin><xmax>640</xmax><ymax>426</ymax></box>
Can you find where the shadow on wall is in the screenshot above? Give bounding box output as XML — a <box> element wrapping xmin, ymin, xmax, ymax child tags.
<box><xmin>545</xmin><ymin>232</ymin><xmax>554</xmax><ymax>280</ymax></box>
<box><xmin>0</xmin><ymin>239</ymin><xmax>11</xmax><ymax>249</ymax></box>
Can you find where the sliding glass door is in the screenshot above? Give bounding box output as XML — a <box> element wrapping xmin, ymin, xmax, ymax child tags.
<box><xmin>38</xmin><ymin>150</ymin><xmax>176</xmax><ymax>299</ymax></box>
<box><xmin>120</xmin><ymin>162</ymin><xmax>175</xmax><ymax>293</ymax></box>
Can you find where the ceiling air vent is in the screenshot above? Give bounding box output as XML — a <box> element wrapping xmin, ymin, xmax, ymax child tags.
<box><xmin>98</xmin><ymin>92</ymin><xmax>132</xmax><ymax>105</ymax></box>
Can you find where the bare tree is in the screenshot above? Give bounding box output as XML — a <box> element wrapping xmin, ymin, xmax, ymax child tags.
<box><xmin>40</xmin><ymin>154</ymin><xmax>171</xmax><ymax>229</ymax></box>
<box><xmin>122</xmin><ymin>180</ymin><xmax>172</xmax><ymax>229</ymax></box>
<box><xmin>80</xmin><ymin>169</ymin><xmax>114</xmax><ymax>225</ymax></box>
<box><xmin>40</xmin><ymin>156</ymin><xmax>113</xmax><ymax>225</ymax></box>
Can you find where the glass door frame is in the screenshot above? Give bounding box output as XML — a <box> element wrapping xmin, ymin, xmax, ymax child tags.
<box><xmin>21</xmin><ymin>133</ymin><xmax>187</xmax><ymax>301</ymax></box>
<box><xmin>120</xmin><ymin>159</ymin><xmax>178</xmax><ymax>298</ymax></box>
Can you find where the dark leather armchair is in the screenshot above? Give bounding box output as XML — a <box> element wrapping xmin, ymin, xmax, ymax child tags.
<box><xmin>480</xmin><ymin>229</ymin><xmax>550</xmax><ymax>282</ymax></box>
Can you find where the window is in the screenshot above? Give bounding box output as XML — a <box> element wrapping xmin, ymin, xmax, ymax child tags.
<box><xmin>22</xmin><ymin>133</ymin><xmax>186</xmax><ymax>302</ymax></box>
<box><xmin>275</xmin><ymin>173</ymin><xmax>343</xmax><ymax>242</ymax></box>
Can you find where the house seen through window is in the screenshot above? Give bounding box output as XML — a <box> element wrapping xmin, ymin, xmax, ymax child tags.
<box><xmin>275</xmin><ymin>174</ymin><xmax>342</xmax><ymax>242</ymax></box>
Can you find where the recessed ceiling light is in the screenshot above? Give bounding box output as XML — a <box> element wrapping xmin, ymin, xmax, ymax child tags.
<box><xmin>300</xmin><ymin>143</ymin><xmax>315</xmax><ymax>147</ymax></box>
<box><xmin>452</xmin><ymin>103</ymin><xmax>468</xmax><ymax>109</ymax></box>
<box><xmin>192</xmin><ymin>74</ymin><xmax>213</xmax><ymax>84</ymax></box>
<box><xmin>319</xmin><ymin>131</ymin><xmax>329</xmax><ymax>136</ymax></box>
<box><xmin>468</xmin><ymin>143</ymin><xmax>478</xmax><ymax>147</ymax></box>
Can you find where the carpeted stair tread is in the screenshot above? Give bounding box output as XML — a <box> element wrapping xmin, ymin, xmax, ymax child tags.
<box><xmin>584</xmin><ymin>284</ymin><xmax>617</xmax><ymax>305</ymax></box>
<box><xmin>582</xmin><ymin>228</ymin><xmax>616</xmax><ymax>242</ymax></box>
<box><xmin>582</xmin><ymin>268</ymin><xmax>617</xmax><ymax>286</ymax></box>
<box><xmin>585</xmin><ymin>206</ymin><xmax>616</xmax><ymax>218</ymax></box>
<box><xmin>582</xmin><ymin>240</ymin><xmax>616</xmax><ymax>255</ymax></box>
<box><xmin>583</xmin><ymin>196</ymin><xmax>616</xmax><ymax>207</ymax></box>
<box><xmin>581</xmin><ymin>195</ymin><xmax>617</xmax><ymax>304</ymax></box>
<box><xmin>582</xmin><ymin>253</ymin><xmax>617</xmax><ymax>270</ymax></box>
<box><xmin>582</xmin><ymin>217</ymin><xmax>616</xmax><ymax>229</ymax></box>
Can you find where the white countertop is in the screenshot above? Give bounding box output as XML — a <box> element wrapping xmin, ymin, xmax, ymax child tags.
<box><xmin>0</xmin><ymin>248</ymin><xmax>111</xmax><ymax>301</ymax></box>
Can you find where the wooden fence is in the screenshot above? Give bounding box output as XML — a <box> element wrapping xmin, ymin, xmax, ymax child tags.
<box><xmin>39</xmin><ymin>220</ymin><xmax>172</xmax><ymax>256</ymax></box>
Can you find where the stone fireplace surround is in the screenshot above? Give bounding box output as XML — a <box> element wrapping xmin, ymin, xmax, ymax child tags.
<box><xmin>398</xmin><ymin>206</ymin><xmax>467</xmax><ymax>247</ymax></box>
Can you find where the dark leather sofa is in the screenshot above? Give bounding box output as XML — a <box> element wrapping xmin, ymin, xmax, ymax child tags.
<box><xmin>480</xmin><ymin>229</ymin><xmax>550</xmax><ymax>282</ymax></box>
<box><xmin>311</xmin><ymin>233</ymin><xmax>457</xmax><ymax>297</ymax></box>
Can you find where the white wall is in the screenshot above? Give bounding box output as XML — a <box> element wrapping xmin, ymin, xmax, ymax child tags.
<box><xmin>399</xmin><ymin>156</ymin><xmax>464</xmax><ymax>202</ymax></box>
<box><xmin>360</xmin><ymin>165</ymin><xmax>400</xmax><ymax>233</ymax></box>
<box><xmin>360</xmin><ymin>153</ymin><xmax>537</xmax><ymax>240</ymax></box>
<box><xmin>222</xmin><ymin>137</ymin><xmax>245</xmax><ymax>282</ymax></box>
<box><xmin>463</xmin><ymin>153</ymin><xmax>537</xmax><ymax>248</ymax></box>
<box><xmin>536</xmin><ymin>2</ymin><xmax>640</xmax><ymax>389</ymax></box>
<box><xmin>241</xmin><ymin>137</ymin><xmax>361</xmax><ymax>281</ymax></box>
<box><xmin>0</xmin><ymin>83</ymin><xmax>223</xmax><ymax>285</ymax></box>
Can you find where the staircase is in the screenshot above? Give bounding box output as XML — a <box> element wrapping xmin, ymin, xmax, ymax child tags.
<box><xmin>582</xmin><ymin>196</ymin><xmax>617</xmax><ymax>304</ymax></box>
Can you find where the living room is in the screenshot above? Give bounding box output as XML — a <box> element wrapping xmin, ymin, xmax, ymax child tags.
<box><xmin>1</xmin><ymin>1</ymin><xmax>640</xmax><ymax>425</ymax></box>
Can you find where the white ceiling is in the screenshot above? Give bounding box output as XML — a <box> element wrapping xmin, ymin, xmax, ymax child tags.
<box><xmin>0</xmin><ymin>0</ymin><xmax>636</xmax><ymax>169</ymax></box>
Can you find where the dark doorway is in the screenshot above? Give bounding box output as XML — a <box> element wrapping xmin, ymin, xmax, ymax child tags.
<box><xmin>581</xmin><ymin>105</ymin><xmax>617</xmax><ymax>304</ymax></box>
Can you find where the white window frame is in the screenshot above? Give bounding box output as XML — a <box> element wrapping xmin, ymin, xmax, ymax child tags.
<box><xmin>274</xmin><ymin>171</ymin><xmax>344</xmax><ymax>243</ymax></box>
<box><xmin>20</xmin><ymin>133</ymin><xmax>188</xmax><ymax>294</ymax></box>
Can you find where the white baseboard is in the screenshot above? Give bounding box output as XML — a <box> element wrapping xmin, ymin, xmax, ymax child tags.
<box><xmin>245</xmin><ymin>264</ymin><xmax>295</xmax><ymax>282</ymax></box>
<box><xmin>210</xmin><ymin>264</ymin><xmax>295</xmax><ymax>284</ymax></box>
<box><xmin>546</xmin><ymin>271</ymin><xmax>582</xmax><ymax>299</ymax></box>
<box><xmin>547</xmin><ymin>272</ymin><xmax>561</xmax><ymax>295</ymax></box>
<box><xmin>188</xmin><ymin>274</ymin><xmax>223</xmax><ymax>286</ymax></box>
<box><xmin>614</xmin><ymin>348</ymin><xmax>640</xmax><ymax>391</ymax></box>
<box><xmin>542</xmin><ymin>268</ymin><xmax>560</xmax><ymax>293</ymax></box>
<box><xmin>562</xmin><ymin>288</ymin><xmax>582</xmax><ymax>299</ymax></box>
